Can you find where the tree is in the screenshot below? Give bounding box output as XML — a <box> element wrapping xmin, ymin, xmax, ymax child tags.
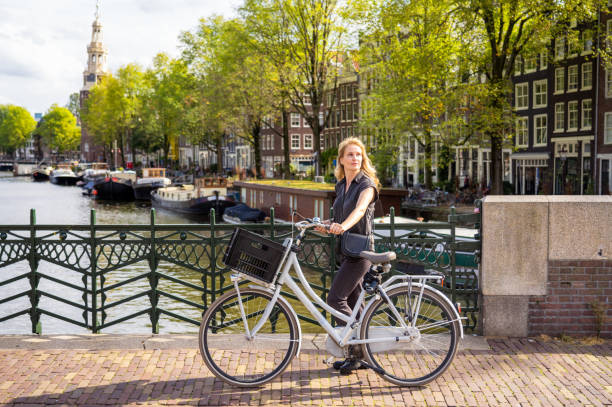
<box><xmin>242</xmin><ymin>0</ymin><xmax>345</xmax><ymax>176</ymax></box>
<box><xmin>66</xmin><ymin>93</ymin><xmax>81</xmax><ymax>124</ymax></box>
<box><xmin>37</xmin><ymin>105</ymin><xmax>80</xmax><ymax>155</ymax></box>
<box><xmin>181</xmin><ymin>17</ymin><xmax>281</xmax><ymax>178</ymax></box>
<box><xmin>144</xmin><ymin>54</ymin><xmax>194</xmax><ymax>167</ymax></box>
<box><xmin>0</xmin><ymin>105</ymin><xmax>37</xmax><ymax>158</ymax></box>
<box><xmin>452</xmin><ymin>0</ymin><xmax>602</xmax><ymax>194</ymax></box>
<box><xmin>349</xmin><ymin>0</ymin><xmax>469</xmax><ymax>189</ymax></box>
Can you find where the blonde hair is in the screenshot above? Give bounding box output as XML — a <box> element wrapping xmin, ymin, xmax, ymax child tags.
<box><xmin>334</xmin><ymin>137</ymin><xmax>380</xmax><ymax>189</ymax></box>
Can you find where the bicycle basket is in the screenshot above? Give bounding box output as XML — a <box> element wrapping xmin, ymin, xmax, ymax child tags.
<box><xmin>223</xmin><ymin>228</ymin><xmax>285</xmax><ymax>283</ymax></box>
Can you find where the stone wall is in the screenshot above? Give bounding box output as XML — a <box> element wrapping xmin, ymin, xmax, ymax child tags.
<box><xmin>481</xmin><ymin>196</ymin><xmax>612</xmax><ymax>338</ymax></box>
<box><xmin>529</xmin><ymin>260</ymin><xmax>611</xmax><ymax>337</ymax></box>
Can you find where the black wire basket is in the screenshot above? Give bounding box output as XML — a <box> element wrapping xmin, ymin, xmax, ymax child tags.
<box><xmin>223</xmin><ymin>228</ymin><xmax>286</xmax><ymax>283</ymax></box>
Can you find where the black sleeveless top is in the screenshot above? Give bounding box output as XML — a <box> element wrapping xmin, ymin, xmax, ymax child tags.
<box><xmin>332</xmin><ymin>171</ymin><xmax>379</xmax><ymax>240</ymax></box>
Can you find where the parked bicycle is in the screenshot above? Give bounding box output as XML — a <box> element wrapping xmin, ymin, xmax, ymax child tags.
<box><xmin>198</xmin><ymin>218</ymin><xmax>463</xmax><ymax>387</ymax></box>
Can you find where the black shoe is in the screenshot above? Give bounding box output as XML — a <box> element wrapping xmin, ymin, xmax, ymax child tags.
<box><xmin>333</xmin><ymin>358</ymin><xmax>368</xmax><ymax>370</ymax></box>
<box><xmin>338</xmin><ymin>358</ymin><xmax>368</xmax><ymax>375</ymax></box>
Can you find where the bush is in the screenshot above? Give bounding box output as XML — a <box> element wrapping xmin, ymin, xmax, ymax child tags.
<box><xmin>324</xmin><ymin>172</ymin><xmax>336</xmax><ymax>183</ymax></box>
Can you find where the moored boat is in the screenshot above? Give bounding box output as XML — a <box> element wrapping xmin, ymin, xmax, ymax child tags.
<box><xmin>92</xmin><ymin>170</ymin><xmax>136</xmax><ymax>201</ymax></box>
<box><xmin>151</xmin><ymin>177</ymin><xmax>236</xmax><ymax>217</ymax></box>
<box><xmin>49</xmin><ymin>164</ymin><xmax>79</xmax><ymax>186</ymax></box>
<box><xmin>134</xmin><ymin>168</ymin><xmax>172</xmax><ymax>200</ymax></box>
<box><xmin>81</xmin><ymin>162</ymin><xmax>109</xmax><ymax>184</ymax></box>
<box><xmin>31</xmin><ymin>165</ymin><xmax>52</xmax><ymax>182</ymax></box>
<box><xmin>222</xmin><ymin>203</ymin><xmax>267</xmax><ymax>224</ymax></box>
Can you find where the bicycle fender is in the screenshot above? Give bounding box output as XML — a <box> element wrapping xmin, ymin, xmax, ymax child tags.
<box><xmin>365</xmin><ymin>282</ymin><xmax>464</xmax><ymax>339</ymax></box>
<box><xmin>248</xmin><ymin>284</ymin><xmax>304</xmax><ymax>356</ymax></box>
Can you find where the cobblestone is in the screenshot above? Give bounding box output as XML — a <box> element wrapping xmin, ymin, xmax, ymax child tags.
<box><xmin>0</xmin><ymin>337</ymin><xmax>609</xmax><ymax>406</ymax></box>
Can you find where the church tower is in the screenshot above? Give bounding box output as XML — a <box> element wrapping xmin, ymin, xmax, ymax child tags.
<box><xmin>82</xmin><ymin>1</ymin><xmax>108</xmax><ymax>90</ymax></box>
<box><xmin>80</xmin><ymin>0</ymin><xmax>109</xmax><ymax>162</ymax></box>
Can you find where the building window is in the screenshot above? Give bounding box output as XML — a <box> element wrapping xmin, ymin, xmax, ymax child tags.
<box><xmin>582</xmin><ymin>99</ymin><xmax>592</xmax><ymax>130</ymax></box>
<box><xmin>533</xmin><ymin>80</ymin><xmax>547</xmax><ymax>108</ymax></box>
<box><xmin>568</xmin><ymin>34</ymin><xmax>580</xmax><ymax>57</ymax></box>
<box><xmin>582</xmin><ymin>30</ymin><xmax>593</xmax><ymax>54</ymax></box>
<box><xmin>607</xmin><ymin>70</ymin><xmax>612</xmax><ymax>98</ymax></box>
<box><xmin>353</xmin><ymin>102</ymin><xmax>358</xmax><ymax>120</ymax></box>
<box><xmin>540</xmin><ymin>50</ymin><xmax>548</xmax><ymax>70</ymax></box>
<box><xmin>304</xmin><ymin>134</ymin><xmax>313</xmax><ymax>149</ymax></box>
<box><xmin>524</xmin><ymin>56</ymin><xmax>537</xmax><ymax>73</ymax></box>
<box><xmin>516</xmin><ymin>117</ymin><xmax>528</xmax><ymax>147</ymax></box>
<box><xmin>515</xmin><ymin>82</ymin><xmax>528</xmax><ymax>109</ymax></box>
<box><xmin>555</xmin><ymin>37</ymin><xmax>565</xmax><ymax>60</ymax></box>
<box><xmin>515</xmin><ymin>56</ymin><xmax>523</xmax><ymax>75</ymax></box>
<box><xmin>291</xmin><ymin>133</ymin><xmax>300</xmax><ymax>150</ymax></box>
<box><xmin>606</xmin><ymin>112</ymin><xmax>612</xmax><ymax>144</ymax></box>
<box><xmin>582</xmin><ymin>62</ymin><xmax>592</xmax><ymax>90</ymax></box>
<box><xmin>568</xmin><ymin>101</ymin><xmax>578</xmax><ymax>130</ymax></box>
<box><xmin>555</xmin><ymin>68</ymin><xmax>564</xmax><ymax>94</ymax></box>
<box><xmin>291</xmin><ymin>113</ymin><xmax>300</xmax><ymax>127</ymax></box>
<box><xmin>568</xmin><ymin>65</ymin><xmax>578</xmax><ymax>91</ymax></box>
<box><xmin>534</xmin><ymin>114</ymin><xmax>547</xmax><ymax>146</ymax></box>
<box><xmin>555</xmin><ymin>103</ymin><xmax>565</xmax><ymax>132</ymax></box>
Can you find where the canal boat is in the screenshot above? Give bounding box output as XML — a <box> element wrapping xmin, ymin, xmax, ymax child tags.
<box><xmin>49</xmin><ymin>164</ymin><xmax>79</xmax><ymax>186</ymax></box>
<box><xmin>151</xmin><ymin>177</ymin><xmax>236</xmax><ymax>217</ymax></box>
<box><xmin>31</xmin><ymin>165</ymin><xmax>53</xmax><ymax>182</ymax></box>
<box><xmin>92</xmin><ymin>170</ymin><xmax>136</xmax><ymax>201</ymax></box>
<box><xmin>222</xmin><ymin>203</ymin><xmax>267</xmax><ymax>224</ymax></box>
<box><xmin>81</xmin><ymin>162</ymin><xmax>109</xmax><ymax>184</ymax></box>
<box><xmin>133</xmin><ymin>168</ymin><xmax>172</xmax><ymax>200</ymax></box>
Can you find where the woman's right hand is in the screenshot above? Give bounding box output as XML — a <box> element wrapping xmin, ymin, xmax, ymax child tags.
<box><xmin>314</xmin><ymin>219</ymin><xmax>331</xmax><ymax>233</ymax></box>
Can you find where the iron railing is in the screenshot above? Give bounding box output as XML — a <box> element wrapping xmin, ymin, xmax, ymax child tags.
<box><xmin>0</xmin><ymin>205</ymin><xmax>481</xmax><ymax>334</ymax></box>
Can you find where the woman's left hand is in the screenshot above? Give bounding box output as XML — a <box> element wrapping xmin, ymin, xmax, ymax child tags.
<box><xmin>328</xmin><ymin>222</ymin><xmax>345</xmax><ymax>235</ymax></box>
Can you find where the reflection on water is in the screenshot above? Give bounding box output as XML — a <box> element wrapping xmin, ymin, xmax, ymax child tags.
<box><xmin>0</xmin><ymin>173</ymin><xmax>330</xmax><ymax>334</ymax></box>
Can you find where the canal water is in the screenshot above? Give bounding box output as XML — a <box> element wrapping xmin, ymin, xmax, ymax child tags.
<box><xmin>0</xmin><ymin>173</ymin><xmax>328</xmax><ymax>334</ymax></box>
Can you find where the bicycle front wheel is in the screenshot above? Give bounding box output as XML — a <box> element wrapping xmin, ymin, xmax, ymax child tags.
<box><xmin>360</xmin><ymin>285</ymin><xmax>460</xmax><ymax>386</ymax></box>
<box><xmin>199</xmin><ymin>287</ymin><xmax>300</xmax><ymax>387</ymax></box>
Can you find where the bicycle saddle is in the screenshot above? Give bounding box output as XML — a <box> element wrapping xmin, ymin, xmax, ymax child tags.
<box><xmin>359</xmin><ymin>251</ymin><xmax>396</xmax><ymax>264</ymax></box>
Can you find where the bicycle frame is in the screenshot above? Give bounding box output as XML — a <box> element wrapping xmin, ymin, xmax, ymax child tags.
<box><xmin>232</xmin><ymin>236</ymin><xmax>463</xmax><ymax>350</ymax></box>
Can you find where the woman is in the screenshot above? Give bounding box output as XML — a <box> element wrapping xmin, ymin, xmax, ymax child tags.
<box><xmin>316</xmin><ymin>137</ymin><xmax>380</xmax><ymax>374</ymax></box>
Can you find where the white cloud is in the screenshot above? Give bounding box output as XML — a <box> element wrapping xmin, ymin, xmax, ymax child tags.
<box><xmin>0</xmin><ymin>0</ymin><xmax>241</xmax><ymax>115</ymax></box>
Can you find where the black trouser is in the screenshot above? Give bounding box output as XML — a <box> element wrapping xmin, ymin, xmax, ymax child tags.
<box><xmin>327</xmin><ymin>257</ymin><xmax>372</xmax><ymax>326</ymax></box>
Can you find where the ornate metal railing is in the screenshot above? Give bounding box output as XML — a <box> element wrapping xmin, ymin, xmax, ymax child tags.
<box><xmin>0</xmin><ymin>205</ymin><xmax>481</xmax><ymax>334</ymax></box>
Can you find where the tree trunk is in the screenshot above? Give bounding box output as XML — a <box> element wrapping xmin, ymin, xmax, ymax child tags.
<box><xmin>120</xmin><ymin>131</ymin><xmax>126</xmax><ymax>168</ymax></box>
<box><xmin>252</xmin><ymin>123</ymin><xmax>262</xmax><ymax>179</ymax></box>
<box><xmin>216</xmin><ymin>136</ymin><xmax>223</xmax><ymax>175</ymax></box>
<box><xmin>313</xmin><ymin>108</ymin><xmax>322</xmax><ymax>177</ymax></box>
<box><xmin>282</xmin><ymin>110</ymin><xmax>290</xmax><ymax>179</ymax></box>
<box><xmin>424</xmin><ymin>140</ymin><xmax>433</xmax><ymax>190</ymax></box>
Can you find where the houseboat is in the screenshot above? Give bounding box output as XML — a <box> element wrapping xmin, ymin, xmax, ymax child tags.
<box><xmin>222</xmin><ymin>203</ymin><xmax>267</xmax><ymax>224</ymax></box>
<box><xmin>92</xmin><ymin>170</ymin><xmax>136</xmax><ymax>201</ymax></box>
<box><xmin>151</xmin><ymin>177</ymin><xmax>235</xmax><ymax>217</ymax></box>
<box><xmin>133</xmin><ymin>168</ymin><xmax>172</xmax><ymax>200</ymax></box>
<box><xmin>49</xmin><ymin>164</ymin><xmax>79</xmax><ymax>186</ymax></box>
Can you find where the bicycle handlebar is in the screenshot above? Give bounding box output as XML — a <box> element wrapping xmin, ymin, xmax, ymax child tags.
<box><xmin>294</xmin><ymin>217</ymin><xmax>330</xmax><ymax>231</ymax></box>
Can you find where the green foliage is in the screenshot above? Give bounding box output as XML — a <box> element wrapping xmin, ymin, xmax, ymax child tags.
<box><xmin>0</xmin><ymin>105</ymin><xmax>36</xmax><ymax>154</ymax></box>
<box><xmin>349</xmin><ymin>0</ymin><xmax>468</xmax><ymax>189</ymax></box>
<box><xmin>37</xmin><ymin>104</ymin><xmax>80</xmax><ymax>152</ymax></box>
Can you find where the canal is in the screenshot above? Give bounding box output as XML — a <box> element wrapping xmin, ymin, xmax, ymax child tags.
<box><xmin>0</xmin><ymin>173</ymin><xmax>328</xmax><ymax>334</ymax></box>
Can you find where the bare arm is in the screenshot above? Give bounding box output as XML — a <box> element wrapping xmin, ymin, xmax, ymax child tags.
<box><xmin>328</xmin><ymin>187</ymin><xmax>375</xmax><ymax>235</ymax></box>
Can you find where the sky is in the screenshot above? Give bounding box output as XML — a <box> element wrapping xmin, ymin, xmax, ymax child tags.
<box><xmin>0</xmin><ymin>0</ymin><xmax>242</xmax><ymax>116</ymax></box>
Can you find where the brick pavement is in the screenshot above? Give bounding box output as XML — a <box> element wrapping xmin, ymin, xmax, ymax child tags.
<box><xmin>0</xmin><ymin>336</ymin><xmax>610</xmax><ymax>406</ymax></box>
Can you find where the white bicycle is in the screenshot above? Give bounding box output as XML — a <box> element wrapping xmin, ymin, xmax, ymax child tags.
<box><xmin>198</xmin><ymin>218</ymin><xmax>463</xmax><ymax>387</ymax></box>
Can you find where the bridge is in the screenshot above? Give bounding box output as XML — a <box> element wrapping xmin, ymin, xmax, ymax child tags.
<box><xmin>0</xmin><ymin>206</ymin><xmax>481</xmax><ymax>334</ymax></box>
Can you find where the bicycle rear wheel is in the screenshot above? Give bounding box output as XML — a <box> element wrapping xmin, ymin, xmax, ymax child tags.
<box><xmin>199</xmin><ymin>287</ymin><xmax>300</xmax><ymax>387</ymax></box>
<box><xmin>360</xmin><ymin>285</ymin><xmax>460</xmax><ymax>386</ymax></box>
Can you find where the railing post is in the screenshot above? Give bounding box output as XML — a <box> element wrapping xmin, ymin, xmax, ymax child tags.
<box><xmin>90</xmin><ymin>209</ymin><xmax>98</xmax><ymax>333</ymax></box>
<box><xmin>210</xmin><ymin>208</ymin><xmax>217</xmax><ymax>305</ymax></box>
<box><xmin>28</xmin><ymin>209</ymin><xmax>41</xmax><ymax>334</ymax></box>
<box><xmin>270</xmin><ymin>207</ymin><xmax>275</xmax><ymax>240</ymax></box>
<box><xmin>449</xmin><ymin>206</ymin><xmax>457</xmax><ymax>305</ymax></box>
<box><xmin>390</xmin><ymin>206</ymin><xmax>395</xmax><ymax>251</ymax></box>
<box><xmin>327</xmin><ymin>207</ymin><xmax>335</xmax><ymax>324</ymax></box>
<box><xmin>148</xmin><ymin>209</ymin><xmax>159</xmax><ymax>334</ymax></box>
